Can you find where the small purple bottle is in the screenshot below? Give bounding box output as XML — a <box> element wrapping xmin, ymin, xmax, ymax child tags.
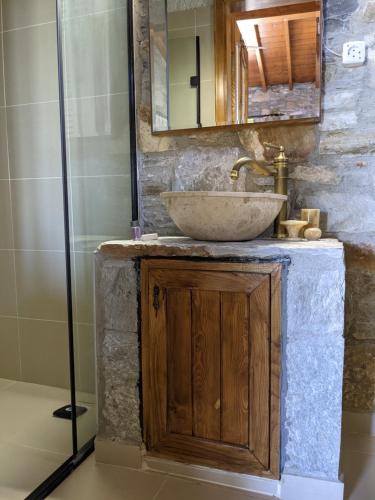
<box><xmin>131</xmin><ymin>221</ymin><xmax>142</xmax><ymax>240</ymax></box>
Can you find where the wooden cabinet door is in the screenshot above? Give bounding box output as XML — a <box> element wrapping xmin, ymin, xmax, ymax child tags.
<box><xmin>141</xmin><ymin>260</ymin><xmax>281</xmax><ymax>479</ymax></box>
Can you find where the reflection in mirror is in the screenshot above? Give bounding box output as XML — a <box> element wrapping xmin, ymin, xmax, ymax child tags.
<box><xmin>149</xmin><ymin>0</ymin><xmax>322</xmax><ymax>132</ymax></box>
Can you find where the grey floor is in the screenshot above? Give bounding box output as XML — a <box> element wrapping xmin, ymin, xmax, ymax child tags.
<box><xmin>50</xmin><ymin>455</ymin><xmax>272</xmax><ymax>500</ymax></box>
<box><xmin>0</xmin><ymin>376</ymin><xmax>374</xmax><ymax>500</ymax></box>
<box><xmin>0</xmin><ymin>378</ymin><xmax>95</xmax><ymax>500</ymax></box>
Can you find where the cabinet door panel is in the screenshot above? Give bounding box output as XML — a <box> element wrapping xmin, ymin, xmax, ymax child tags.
<box><xmin>192</xmin><ymin>290</ymin><xmax>221</xmax><ymax>441</ymax></box>
<box><xmin>147</xmin><ymin>272</ymin><xmax>167</xmax><ymax>448</ymax></box>
<box><xmin>221</xmin><ymin>292</ymin><xmax>249</xmax><ymax>447</ymax></box>
<box><xmin>249</xmin><ymin>277</ymin><xmax>270</xmax><ymax>469</ymax></box>
<box><xmin>142</xmin><ymin>260</ymin><xmax>281</xmax><ymax>478</ymax></box>
<box><xmin>167</xmin><ymin>288</ymin><xmax>193</xmax><ymax>436</ymax></box>
<box><xmin>151</xmin><ymin>269</ymin><xmax>265</xmax><ymax>294</ymax></box>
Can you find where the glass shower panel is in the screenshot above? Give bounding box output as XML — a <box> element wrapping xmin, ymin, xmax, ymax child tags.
<box><xmin>60</xmin><ymin>0</ymin><xmax>133</xmax><ymax>449</ymax></box>
<box><xmin>0</xmin><ymin>0</ymin><xmax>74</xmax><ymax>495</ymax></box>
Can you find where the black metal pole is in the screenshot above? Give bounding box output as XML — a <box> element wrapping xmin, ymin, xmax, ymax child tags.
<box><xmin>127</xmin><ymin>0</ymin><xmax>139</xmax><ymax>223</ymax></box>
<box><xmin>55</xmin><ymin>0</ymin><xmax>78</xmax><ymax>455</ymax></box>
<box><xmin>196</xmin><ymin>36</ymin><xmax>202</xmax><ymax>128</ymax></box>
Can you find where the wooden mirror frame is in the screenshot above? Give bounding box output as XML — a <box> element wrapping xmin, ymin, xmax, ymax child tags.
<box><xmin>149</xmin><ymin>0</ymin><xmax>323</xmax><ymax>136</ymax></box>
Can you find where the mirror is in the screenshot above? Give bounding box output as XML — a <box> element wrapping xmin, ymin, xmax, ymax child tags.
<box><xmin>149</xmin><ymin>0</ymin><xmax>322</xmax><ymax>132</ymax></box>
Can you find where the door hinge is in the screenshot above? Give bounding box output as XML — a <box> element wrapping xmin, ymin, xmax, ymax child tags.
<box><xmin>153</xmin><ymin>285</ymin><xmax>161</xmax><ymax>312</ymax></box>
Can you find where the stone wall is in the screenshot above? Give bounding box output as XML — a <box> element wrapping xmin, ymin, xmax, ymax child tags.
<box><xmin>134</xmin><ymin>0</ymin><xmax>375</xmax><ymax>411</ymax></box>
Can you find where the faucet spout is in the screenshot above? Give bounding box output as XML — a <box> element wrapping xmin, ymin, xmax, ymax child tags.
<box><xmin>229</xmin><ymin>146</ymin><xmax>289</xmax><ymax>239</ymax></box>
<box><xmin>230</xmin><ymin>157</ymin><xmax>273</xmax><ymax>180</ymax></box>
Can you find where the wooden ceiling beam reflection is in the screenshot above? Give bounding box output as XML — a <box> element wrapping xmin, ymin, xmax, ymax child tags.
<box><xmin>283</xmin><ymin>20</ymin><xmax>293</xmax><ymax>90</ymax></box>
<box><xmin>253</xmin><ymin>24</ymin><xmax>267</xmax><ymax>91</ymax></box>
<box><xmin>235</xmin><ymin>3</ymin><xmax>321</xmax><ymax>90</ymax></box>
<box><xmin>235</xmin><ymin>10</ymin><xmax>320</xmax><ymax>25</ymax></box>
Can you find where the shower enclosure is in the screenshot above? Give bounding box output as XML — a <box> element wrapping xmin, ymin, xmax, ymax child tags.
<box><xmin>0</xmin><ymin>0</ymin><xmax>136</xmax><ymax>497</ymax></box>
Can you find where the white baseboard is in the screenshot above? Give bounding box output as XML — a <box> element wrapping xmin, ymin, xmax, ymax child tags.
<box><xmin>144</xmin><ymin>455</ymin><xmax>278</xmax><ymax>497</ymax></box>
<box><xmin>94</xmin><ymin>439</ymin><xmax>343</xmax><ymax>500</ymax></box>
<box><xmin>342</xmin><ymin>410</ymin><xmax>375</xmax><ymax>436</ymax></box>
<box><xmin>95</xmin><ymin>439</ymin><xmax>143</xmax><ymax>469</ymax></box>
<box><xmin>280</xmin><ymin>474</ymin><xmax>344</xmax><ymax>500</ymax></box>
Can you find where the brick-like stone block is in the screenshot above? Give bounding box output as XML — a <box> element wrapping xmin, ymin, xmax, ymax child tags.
<box><xmin>100</xmin><ymin>259</ymin><xmax>138</xmax><ymax>333</ymax></box>
<box><xmin>283</xmin><ymin>335</ymin><xmax>345</xmax><ymax>480</ymax></box>
<box><xmin>286</xmin><ymin>269</ymin><xmax>345</xmax><ymax>338</ymax></box>
<box><xmin>97</xmin><ymin>330</ymin><xmax>141</xmax><ymax>444</ymax></box>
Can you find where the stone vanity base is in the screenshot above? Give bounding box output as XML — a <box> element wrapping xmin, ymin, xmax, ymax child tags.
<box><xmin>95</xmin><ymin>238</ymin><xmax>346</xmax><ymax>500</ymax></box>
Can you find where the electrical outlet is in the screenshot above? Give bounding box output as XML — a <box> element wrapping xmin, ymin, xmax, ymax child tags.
<box><xmin>343</xmin><ymin>41</ymin><xmax>366</xmax><ymax>67</ymax></box>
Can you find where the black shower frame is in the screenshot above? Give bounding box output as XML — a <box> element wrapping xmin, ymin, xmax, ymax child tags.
<box><xmin>25</xmin><ymin>0</ymin><xmax>138</xmax><ymax>498</ymax></box>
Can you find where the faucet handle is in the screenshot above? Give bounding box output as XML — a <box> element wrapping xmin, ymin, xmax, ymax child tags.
<box><xmin>263</xmin><ymin>142</ymin><xmax>285</xmax><ymax>152</ymax></box>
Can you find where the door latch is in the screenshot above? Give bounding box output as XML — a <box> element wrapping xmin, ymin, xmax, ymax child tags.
<box><xmin>153</xmin><ymin>285</ymin><xmax>160</xmax><ymax>312</ymax></box>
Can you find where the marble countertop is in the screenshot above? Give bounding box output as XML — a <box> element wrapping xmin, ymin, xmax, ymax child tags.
<box><xmin>98</xmin><ymin>237</ymin><xmax>343</xmax><ymax>260</ymax></box>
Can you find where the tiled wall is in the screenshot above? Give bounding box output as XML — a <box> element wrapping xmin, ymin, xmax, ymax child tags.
<box><xmin>0</xmin><ymin>0</ymin><xmax>70</xmax><ymax>388</ymax></box>
<box><xmin>0</xmin><ymin>0</ymin><xmax>132</xmax><ymax>394</ymax></box>
<box><xmin>61</xmin><ymin>0</ymin><xmax>132</xmax><ymax>395</ymax></box>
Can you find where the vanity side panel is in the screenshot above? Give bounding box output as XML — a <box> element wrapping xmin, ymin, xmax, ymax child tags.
<box><xmin>281</xmin><ymin>248</ymin><xmax>345</xmax><ymax>481</ymax></box>
<box><xmin>95</xmin><ymin>254</ymin><xmax>142</xmax><ymax>445</ymax></box>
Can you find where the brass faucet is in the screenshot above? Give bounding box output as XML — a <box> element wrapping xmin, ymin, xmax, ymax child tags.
<box><xmin>230</xmin><ymin>143</ymin><xmax>289</xmax><ymax>238</ymax></box>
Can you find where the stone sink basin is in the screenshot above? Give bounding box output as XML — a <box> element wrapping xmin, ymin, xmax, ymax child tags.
<box><xmin>160</xmin><ymin>191</ymin><xmax>288</xmax><ymax>242</ymax></box>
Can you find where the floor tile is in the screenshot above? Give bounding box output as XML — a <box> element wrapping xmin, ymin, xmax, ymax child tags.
<box><xmin>50</xmin><ymin>453</ymin><xmax>274</xmax><ymax>500</ymax></box>
<box><xmin>155</xmin><ymin>476</ymin><xmax>270</xmax><ymax>500</ymax></box>
<box><xmin>0</xmin><ymin>378</ymin><xmax>16</xmax><ymax>391</ymax></box>
<box><xmin>0</xmin><ymin>318</ymin><xmax>21</xmax><ymax>380</ymax></box>
<box><xmin>49</xmin><ymin>455</ymin><xmax>167</xmax><ymax>500</ymax></box>
<box><xmin>341</xmin><ymin>433</ymin><xmax>375</xmax><ymax>455</ymax></box>
<box><xmin>0</xmin><ymin>442</ymin><xmax>66</xmax><ymax>500</ymax></box>
<box><xmin>341</xmin><ymin>451</ymin><xmax>375</xmax><ymax>500</ymax></box>
<box><xmin>0</xmin><ymin>381</ymin><xmax>94</xmax><ymax>455</ymax></box>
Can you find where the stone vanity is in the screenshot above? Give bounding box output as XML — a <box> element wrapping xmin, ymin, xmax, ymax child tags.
<box><xmin>95</xmin><ymin>237</ymin><xmax>345</xmax><ymax>500</ymax></box>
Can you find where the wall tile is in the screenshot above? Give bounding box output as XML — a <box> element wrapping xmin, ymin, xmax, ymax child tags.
<box><xmin>195</xmin><ymin>6</ymin><xmax>213</xmax><ymax>27</ymax></box>
<box><xmin>0</xmin><ymin>108</ymin><xmax>8</xmax><ymax>179</ymax></box>
<box><xmin>201</xmin><ymin>80</ymin><xmax>215</xmax><ymax>127</ymax></box>
<box><xmin>168</xmin><ymin>9</ymin><xmax>195</xmax><ymax>30</ymax></box>
<box><xmin>168</xmin><ymin>26</ymin><xmax>195</xmax><ymax>40</ymax></box>
<box><xmin>73</xmin><ymin>252</ymin><xmax>94</xmax><ymax>324</ymax></box>
<box><xmin>0</xmin><ymin>251</ymin><xmax>17</xmax><ymax>316</ymax></box>
<box><xmin>62</xmin><ymin>0</ymin><xmax>126</xmax><ymax>19</ymax></box>
<box><xmin>63</xmin><ymin>8</ymin><xmax>128</xmax><ymax>99</ymax></box>
<box><xmin>76</xmin><ymin>323</ymin><xmax>96</xmax><ymax>394</ymax></box>
<box><xmin>0</xmin><ymin>180</ymin><xmax>13</xmax><ymax>249</ymax></box>
<box><xmin>2</xmin><ymin>0</ymin><xmax>56</xmax><ymax>31</ymax></box>
<box><xmin>67</xmin><ymin>93</ymin><xmax>130</xmax><ymax>177</ymax></box>
<box><xmin>0</xmin><ymin>35</ymin><xmax>4</xmax><ymax>108</ymax></box>
<box><xmin>197</xmin><ymin>25</ymin><xmax>214</xmax><ymax>83</ymax></box>
<box><xmin>71</xmin><ymin>175</ymin><xmax>132</xmax><ymax>251</ymax></box>
<box><xmin>7</xmin><ymin>102</ymin><xmax>61</xmax><ymax>179</ymax></box>
<box><xmin>11</xmin><ymin>179</ymin><xmax>65</xmax><ymax>251</ymax></box>
<box><xmin>15</xmin><ymin>250</ymin><xmax>68</xmax><ymax>321</ymax></box>
<box><xmin>170</xmin><ymin>84</ymin><xmax>196</xmax><ymax>129</ymax></box>
<box><xmin>19</xmin><ymin>318</ymin><xmax>70</xmax><ymax>388</ymax></box>
<box><xmin>0</xmin><ymin>317</ymin><xmax>20</xmax><ymax>380</ymax></box>
<box><xmin>3</xmin><ymin>23</ymin><xmax>58</xmax><ymax>105</ymax></box>
<box><xmin>168</xmin><ymin>37</ymin><xmax>195</xmax><ymax>84</ymax></box>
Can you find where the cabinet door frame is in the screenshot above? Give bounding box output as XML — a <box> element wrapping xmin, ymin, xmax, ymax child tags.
<box><xmin>141</xmin><ymin>259</ymin><xmax>281</xmax><ymax>479</ymax></box>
